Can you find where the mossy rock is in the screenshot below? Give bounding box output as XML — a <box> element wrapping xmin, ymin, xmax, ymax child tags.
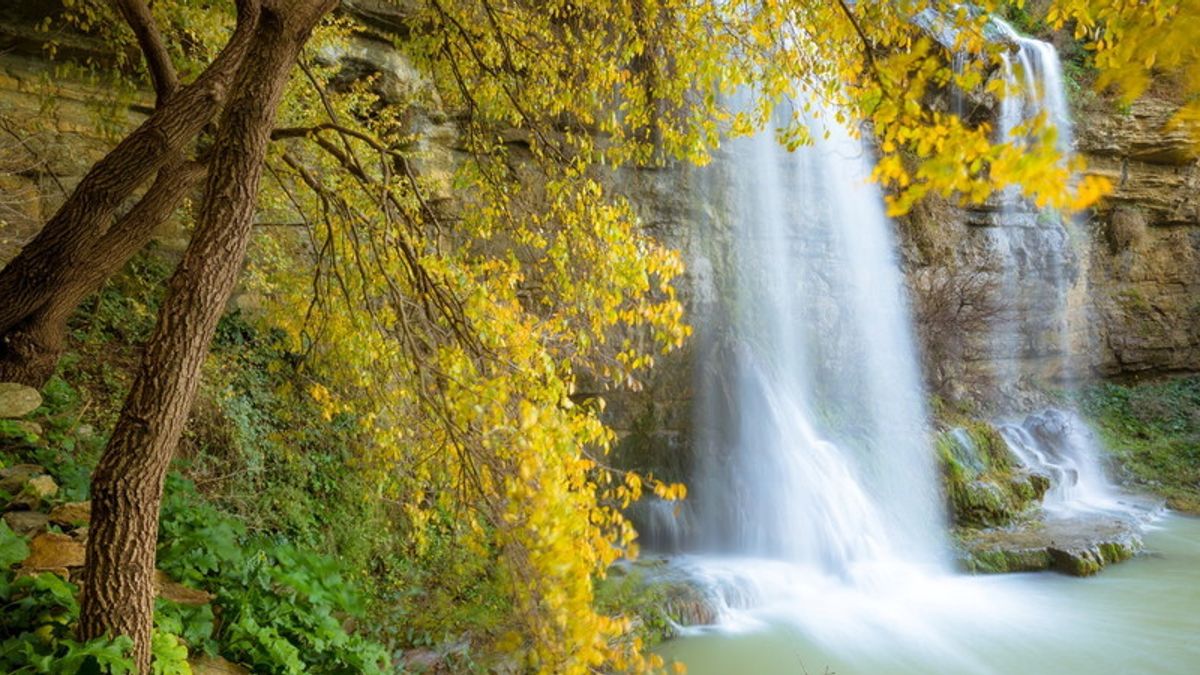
<box><xmin>960</xmin><ymin>546</ymin><xmax>1053</xmax><ymax>574</ymax></box>
<box><xmin>597</xmin><ymin>560</ymin><xmax>719</xmax><ymax>646</ymax></box>
<box><xmin>937</xmin><ymin>421</ymin><xmax>1048</xmax><ymax>528</ymax></box>
<box><xmin>956</xmin><ymin>513</ymin><xmax>1143</xmax><ymax>577</ymax></box>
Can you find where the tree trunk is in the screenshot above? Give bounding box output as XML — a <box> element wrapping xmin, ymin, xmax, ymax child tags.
<box><xmin>0</xmin><ymin>160</ymin><xmax>206</xmax><ymax>386</ymax></box>
<box><xmin>0</xmin><ymin>0</ymin><xmax>261</xmax><ymax>340</ymax></box>
<box><xmin>77</xmin><ymin>2</ymin><xmax>335</xmax><ymax>669</ymax></box>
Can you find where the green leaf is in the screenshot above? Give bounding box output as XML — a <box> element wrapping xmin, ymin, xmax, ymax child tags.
<box><xmin>0</xmin><ymin>521</ymin><xmax>30</xmax><ymax>569</ymax></box>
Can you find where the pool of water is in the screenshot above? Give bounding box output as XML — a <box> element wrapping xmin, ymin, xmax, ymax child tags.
<box><xmin>659</xmin><ymin>514</ymin><xmax>1200</xmax><ymax>675</ymax></box>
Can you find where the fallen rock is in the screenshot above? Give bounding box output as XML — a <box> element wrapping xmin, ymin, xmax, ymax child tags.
<box><xmin>8</xmin><ymin>474</ymin><xmax>59</xmax><ymax>510</ymax></box>
<box><xmin>0</xmin><ymin>382</ymin><xmax>41</xmax><ymax>418</ymax></box>
<box><xmin>189</xmin><ymin>656</ymin><xmax>249</xmax><ymax>675</ymax></box>
<box><xmin>22</xmin><ymin>531</ymin><xmax>86</xmax><ymax>570</ymax></box>
<box><xmin>2</xmin><ymin>510</ymin><xmax>50</xmax><ymax>535</ymax></box>
<box><xmin>49</xmin><ymin>501</ymin><xmax>91</xmax><ymax>527</ymax></box>
<box><xmin>0</xmin><ymin>464</ymin><xmax>45</xmax><ymax>494</ymax></box>
<box><xmin>155</xmin><ymin>570</ymin><xmax>215</xmax><ymax>606</ymax></box>
<box><xmin>16</xmin><ymin>566</ymin><xmax>69</xmax><ymax>580</ymax></box>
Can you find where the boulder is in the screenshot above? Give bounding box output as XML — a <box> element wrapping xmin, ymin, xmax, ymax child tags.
<box><xmin>155</xmin><ymin>570</ymin><xmax>214</xmax><ymax>606</ymax></box>
<box><xmin>48</xmin><ymin>501</ymin><xmax>91</xmax><ymax>527</ymax></box>
<box><xmin>2</xmin><ymin>509</ymin><xmax>49</xmax><ymax>535</ymax></box>
<box><xmin>22</xmin><ymin>531</ymin><xmax>86</xmax><ymax>570</ymax></box>
<box><xmin>957</xmin><ymin>511</ymin><xmax>1144</xmax><ymax>576</ymax></box>
<box><xmin>0</xmin><ymin>463</ymin><xmax>44</xmax><ymax>494</ymax></box>
<box><xmin>0</xmin><ymin>382</ymin><xmax>41</xmax><ymax>418</ymax></box>
<box><xmin>7</xmin><ymin>474</ymin><xmax>58</xmax><ymax>510</ymax></box>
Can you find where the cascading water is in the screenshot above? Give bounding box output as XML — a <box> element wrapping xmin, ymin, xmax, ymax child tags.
<box><xmin>658</xmin><ymin>89</ymin><xmax>1107</xmax><ymax>671</ymax></box>
<box><xmin>997</xmin><ymin>409</ymin><xmax>1121</xmax><ymax>513</ymax></box>
<box><xmin>989</xmin><ymin>19</ymin><xmax>1080</xmax><ymax>400</ymax></box>
<box><xmin>688</xmin><ymin>96</ymin><xmax>944</xmax><ymax>576</ymax></box>
<box><xmin>986</xmin><ymin>20</ymin><xmax>1140</xmax><ymax>517</ymax></box>
<box><xmin>653</xmin><ymin>17</ymin><xmax>1199</xmax><ymax>675</ymax></box>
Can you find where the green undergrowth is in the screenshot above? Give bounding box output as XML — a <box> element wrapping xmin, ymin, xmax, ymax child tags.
<box><xmin>1079</xmin><ymin>376</ymin><xmax>1200</xmax><ymax>513</ymax></box>
<box><xmin>1</xmin><ymin>371</ymin><xmax>390</xmax><ymax>672</ymax></box>
<box><xmin>0</xmin><ymin>249</ymin><xmax>514</xmax><ymax>670</ymax></box>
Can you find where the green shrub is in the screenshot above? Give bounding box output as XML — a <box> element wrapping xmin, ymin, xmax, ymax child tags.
<box><xmin>157</xmin><ymin>475</ymin><xmax>390</xmax><ymax>673</ymax></box>
<box><xmin>0</xmin><ymin>521</ymin><xmax>136</xmax><ymax>673</ymax></box>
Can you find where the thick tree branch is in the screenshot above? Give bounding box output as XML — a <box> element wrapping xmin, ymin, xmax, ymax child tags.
<box><xmin>0</xmin><ymin>0</ymin><xmax>263</xmax><ymax>336</ymax></box>
<box><xmin>112</xmin><ymin>0</ymin><xmax>179</xmax><ymax>105</ymax></box>
<box><xmin>0</xmin><ymin>158</ymin><xmax>207</xmax><ymax>385</ymax></box>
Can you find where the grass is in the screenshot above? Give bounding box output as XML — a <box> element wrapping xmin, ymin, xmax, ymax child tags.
<box><xmin>1080</xmin><ymin>376</ymin><xmax>1200</xmax><ymax>512</ymax></box>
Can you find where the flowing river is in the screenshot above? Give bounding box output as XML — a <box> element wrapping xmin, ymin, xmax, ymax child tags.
<box><xmin>660</xmin><ymin>514</ymin><xmax>1200</xmax><ymax>674</ymax></box>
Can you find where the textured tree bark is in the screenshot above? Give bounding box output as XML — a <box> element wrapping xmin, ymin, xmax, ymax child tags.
<box><xmin>76</xmin><ymin>2</ymin><xmax>336</xmax><ymax>670</ymax></box>
<box><xmin>0</xmin><ymin>0</ymin><xmax>261</xmax><ymax>342</ymax></box>
<box><xmin>0</xmin><ymin>160</ymin><xmax>206</xmax><ymax>386</ymax></box>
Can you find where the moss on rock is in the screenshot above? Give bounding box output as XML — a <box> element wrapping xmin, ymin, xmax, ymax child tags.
<box><xmin>596</xmin><ymin>559</ymin><xmax>719</xmax><ymax>647</ymax></box>
<box><xmin>936</xmin><ymin>420</ymin><xmax>1048</xmax><ymax>528</ymax></box>
<box><xmin>956</xmin><ymin>513</ymin><xmax>1143</xmax><ymax>576</ymax></box>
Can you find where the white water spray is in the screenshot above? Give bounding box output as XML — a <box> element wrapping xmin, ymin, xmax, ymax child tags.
<box><xmin>687</xmin><ymin>95</ymin><xmax>944</xmax><ymax>577</ymax></box>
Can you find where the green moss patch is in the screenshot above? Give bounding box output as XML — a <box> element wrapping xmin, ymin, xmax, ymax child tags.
<box><xmin>936</xmin><ymin>420</ymin><xmax>1048</xmax><ymax>528</ymax></box>
<box><xmin>1079</xmin><ymin>376</ymin><xmax>1200</xmax><ymax>513</ymax></box>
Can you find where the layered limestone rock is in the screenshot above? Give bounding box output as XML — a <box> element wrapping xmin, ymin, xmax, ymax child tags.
<box><xmin>899</xmin><ymin>90</ymin><xmax>1200</xmax><ymax>409</ymax></box>
<box><xmin>1078</xmin><ymin>96</ymin><xmax>1200</xmax><ymax>377</ymax></box>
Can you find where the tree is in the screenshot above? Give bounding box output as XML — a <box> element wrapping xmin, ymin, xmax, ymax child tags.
<box><xmin>75</xmin><ymin>0</ymin><xmax>336</xmax><ymax>669</ymax></box>
<box><xmin>0</xmin><ymin>0</ymin><xmax>254</xmax><ymax>386</ymax></box>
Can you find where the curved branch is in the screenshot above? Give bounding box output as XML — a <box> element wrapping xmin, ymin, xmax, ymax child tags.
<box><xmin>112</xmin><ymin>0</ymin><xmax>179</xmax><ymax>105</ymax></box>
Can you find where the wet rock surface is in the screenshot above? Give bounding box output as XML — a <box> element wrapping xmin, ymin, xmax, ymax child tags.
<box><xmin>956</xmin><ymin>510</ymin><xmax>1147</xmax><ymax>576</ymax></box>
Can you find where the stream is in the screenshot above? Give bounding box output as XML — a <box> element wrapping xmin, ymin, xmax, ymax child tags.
<box><xmin>660</xmin><ymin>514</ymin><xmax>1200</xmax><ymax>674</ymax></box>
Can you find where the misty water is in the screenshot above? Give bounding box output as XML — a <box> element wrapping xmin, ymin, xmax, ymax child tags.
<box><xmin>661</xmin><ymin>515</ymin><xmax>1200</xmax><ymax>674</ymax></box>
<box><xmin>648</xmin><ymin>18</ymin><xmax>1200</xmax><ymax>675</ymax></box>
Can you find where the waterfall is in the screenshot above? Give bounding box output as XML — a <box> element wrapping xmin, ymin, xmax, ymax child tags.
<box><xmin>989</xmin><ymin>19</ymin><xmax>1081</xmax><ymax>400</ymax></box>
<box><xmin>997</xmin><ymin>409</ymin><xmax>1121</xmax><ymax>513</ymax></box>
<box><xmin>986</xmin><ymin>20</ymin><xmax>1144</xmax><ymax>518</ymax></box>
<box><xmin>688</xmin><ymin>96</ymin><xmax>945</xmax><ymax>575</ymax></box>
